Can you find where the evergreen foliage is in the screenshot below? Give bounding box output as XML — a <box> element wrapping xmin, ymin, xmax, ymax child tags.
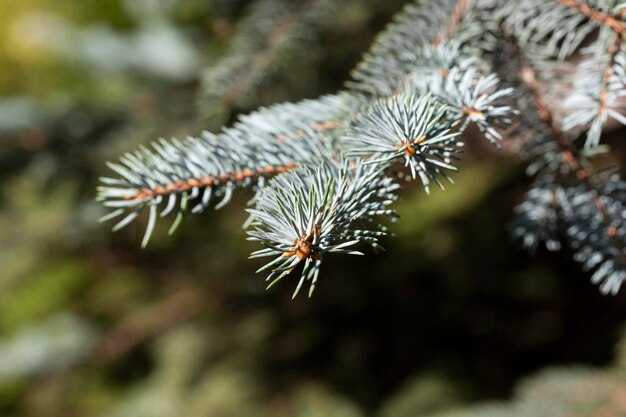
<box><xmin>98</xmin><ymin>0</ymin><xmax>626</xmax><ymax>296</ymax></box>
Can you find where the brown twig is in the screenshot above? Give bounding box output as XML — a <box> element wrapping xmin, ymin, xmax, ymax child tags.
<box><xmin>555</xmin><ymin>0</ymin><xmax>626</xmax><ymax>35</ymax></box>
<box><xmin>598</xmin><ymin>31</ymin><xmax>624</xmax><ymax>114</ymax></box>
<box><xmin>433</xmin><ymin>0</ymin><xmax>474</xmax><ymax>46</ymax></box>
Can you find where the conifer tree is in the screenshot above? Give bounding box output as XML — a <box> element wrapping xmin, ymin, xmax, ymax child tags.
<box><xmin>98</xmin><ymin>0</ymin><xmax>626</xmax><ymax>297</ymax></box>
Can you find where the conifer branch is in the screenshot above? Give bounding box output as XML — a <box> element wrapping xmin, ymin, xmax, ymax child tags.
<box><xmin>98</xmin><ymin>94</ymin><xmax>357</xmax><ymax>247</ymax></box>
<box><xmin>560</xmin><ymin>10</ymin><xmax>626</xmax><ymax>148</ymax></box>
<box><xmin>98</xmin><ymin>0</ymin><xmax>626</xmax><ymax>295</ymax></box>
<box><xmin>519</xmin><ymin>54</ymin><xmax>626</xmax><ymax>293</ymax></box>
<box><xmin>519</xmin><ymin>63</ymin><xmax>583</xmax><ymax>172</ymax></box>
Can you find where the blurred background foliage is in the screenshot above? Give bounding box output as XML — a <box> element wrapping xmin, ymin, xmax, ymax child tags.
<box><xmin>0</xmin><ymin>0</ymin><xmax>625</xmax><ymax>416</ymax></box>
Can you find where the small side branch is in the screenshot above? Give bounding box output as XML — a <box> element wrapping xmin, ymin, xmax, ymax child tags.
<box><xmin>599</xmin><ymin>31</ymin><xmax>624</xmax><ymax>113</ymax></box>
<box><xmin>555</xmin><ymin>0</ymin><xmax>626</xmax><ymax>34</ymax></box>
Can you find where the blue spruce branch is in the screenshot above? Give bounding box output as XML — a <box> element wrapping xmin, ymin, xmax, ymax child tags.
<box><xmin>98</xmin><ymin>0</ymin><xmax>626</xmax><ymax>295</ymax></box>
